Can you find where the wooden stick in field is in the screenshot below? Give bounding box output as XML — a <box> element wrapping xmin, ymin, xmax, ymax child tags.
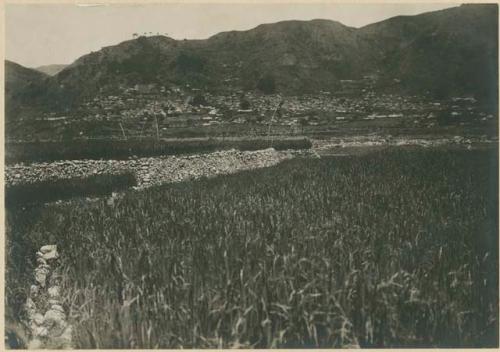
<box><xmin>267</xmin><ymin>99</ymin><xmax>283</xmax><ymax>147</ymax></box>
<box><xmin>119</xmin><ymin>122</ymin><xmax>127</xmax><ymax>140</ymax></box>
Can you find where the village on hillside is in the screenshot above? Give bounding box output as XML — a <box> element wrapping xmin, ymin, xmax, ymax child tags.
<box><xmin>18</xmin><ymin>77</ymin><xmax>495</xmax><ymax>141</ymax></box>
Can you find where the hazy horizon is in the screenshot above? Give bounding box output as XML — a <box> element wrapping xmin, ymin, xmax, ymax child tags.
<box><xmin>6</xmin><ymin>3</ymin><xmax>459</xmax><ymax>68</ymax></box>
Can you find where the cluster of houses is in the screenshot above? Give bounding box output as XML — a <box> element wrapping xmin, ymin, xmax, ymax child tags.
<box><xmin>35</xmin><ymin>82</ymin><xmax>493</xmax><ymax>132</ymax></box>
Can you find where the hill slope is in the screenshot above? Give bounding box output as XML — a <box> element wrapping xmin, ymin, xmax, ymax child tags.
<box><xmin>359</xmin><ymin>4</ymin><xmax>498</xmax><ymax>101</ymax></box>
<box><xmin>5</xmin><ymin>60</ymin><xmax>50</xmax><ymax>120</ymax></box>
<box><xmin>6</xmin><ymin>60</ymin><xmax>48</xmax><ymax>95</ymax></box>
<box><xmin>6</xmin><ymin>4</ymin><xmax>498</xmax><ymax>112</ymax></box>
<box><xmin>44</xmin><ymin>19</ymin><xmax>377</xmax><ymax>106</ymax></box>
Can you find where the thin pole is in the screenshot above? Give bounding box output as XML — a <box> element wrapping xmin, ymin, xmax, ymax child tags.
<box><xmin>119</xmin><ymin>122</ymin><xmax>127</xmax><ymax>140</ymax></box>
<box><xmin>155</xmin><ymin>115</ymin><xmax>160</xmax><ymax>141</ymax></box>
<box><xmin>139</xmin><ymin>118</ymin><xmax>146</xmax><ymax>139</ymax></box>
<box><xmin>267</xmin><ymin>100</ymin><xmax>282</xmax><ymax>147</ymax></box>
<box><xmin>267</xmin><ymin>103</ymin><xmax>278</xmax><ymax>142</ymax></box>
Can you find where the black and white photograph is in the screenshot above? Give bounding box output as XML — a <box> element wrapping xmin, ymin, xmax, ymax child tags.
<box><xmin>3</xmin><ymin>1</ymin><xmax>499</xmax><ymax>349</ymax></box>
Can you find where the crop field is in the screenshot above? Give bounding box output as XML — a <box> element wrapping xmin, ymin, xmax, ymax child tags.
<box><xmin>6</xmin><ymin>147</ymin><xmax>498</xmax><ymax>348</ymax></box>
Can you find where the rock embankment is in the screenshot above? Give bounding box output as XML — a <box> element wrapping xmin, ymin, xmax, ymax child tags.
<box><xmin>6</xmin><ymin>148</ymin><xmax>317</xmax><ymax>189</ymax></box>
<box><xmin>25</xmin><ymin>245</ymin><xmax>72</xmax><ymax>349</ymax></box>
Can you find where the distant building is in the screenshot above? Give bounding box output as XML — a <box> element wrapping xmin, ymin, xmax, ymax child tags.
<box><xmin>134</xmin><ymin>84</ymin><xmax>156</xmax><ymax>94</ymax></box>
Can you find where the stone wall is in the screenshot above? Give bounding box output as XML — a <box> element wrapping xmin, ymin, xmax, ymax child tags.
<box><xmin>6</xmin><ymin>148</ymin><xmax>318</xmax><ymax>189</ymax></box>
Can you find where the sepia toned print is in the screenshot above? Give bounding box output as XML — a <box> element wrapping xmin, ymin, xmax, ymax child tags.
<box><xmin>4</xmin><ymin>2</ymin><xmax>498</xmax><ymax>349</ymax></box>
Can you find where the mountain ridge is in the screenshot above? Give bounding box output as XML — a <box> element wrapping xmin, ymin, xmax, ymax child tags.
<box><xmin>6</xmin><ymin>3</ymin><xmax>498</xmax><ymax>114</ymax></box>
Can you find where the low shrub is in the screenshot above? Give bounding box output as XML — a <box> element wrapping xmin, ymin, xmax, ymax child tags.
<box><xmin>6</xmin><ymin>138</ymin><xmax>312</xmax><ymax>163</ymax></box>
<box><xmin>5</xmin><ymin>172</ymin><xmax>136</xmax><ymax>207</ymax></box>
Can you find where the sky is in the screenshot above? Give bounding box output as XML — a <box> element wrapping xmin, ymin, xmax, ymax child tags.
<box><xmin>5</xmin><ymin>2</ymin><xmax>459</xmax><ymax>68</ymax></box>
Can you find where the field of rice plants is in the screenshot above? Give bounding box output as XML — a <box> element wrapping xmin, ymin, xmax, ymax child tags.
<box><xmin>6</xmin><ymin>147</ymin><xmax>498</xmax><ymax>348</ymax></box>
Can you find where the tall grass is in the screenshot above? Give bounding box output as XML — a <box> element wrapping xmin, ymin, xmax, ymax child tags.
<box><xmin>6</xmin><ymin>148</ymin><xmax>498</xmax><ymax>348</ymax></box>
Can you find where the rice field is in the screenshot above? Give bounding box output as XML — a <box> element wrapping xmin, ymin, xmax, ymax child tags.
<box><xmin>6</xmin><ymin>147</ymin><xmax>498</xmax><ymax>348</ymax></box>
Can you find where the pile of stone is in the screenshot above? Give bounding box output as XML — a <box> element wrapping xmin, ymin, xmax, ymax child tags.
<box><xmin>6</xmin><ymin>148</ymin><xmax>311</xmax><ymax>189</ymax></box>
<box><xmin>25</xmin><ymin>245</ymin><xmax>72</xmax><ymax>349</ymax></box>
<box><xmin>131</xmin><ymin>148</ymin><xmax>295</xmax><ymax>188</ymax></box>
